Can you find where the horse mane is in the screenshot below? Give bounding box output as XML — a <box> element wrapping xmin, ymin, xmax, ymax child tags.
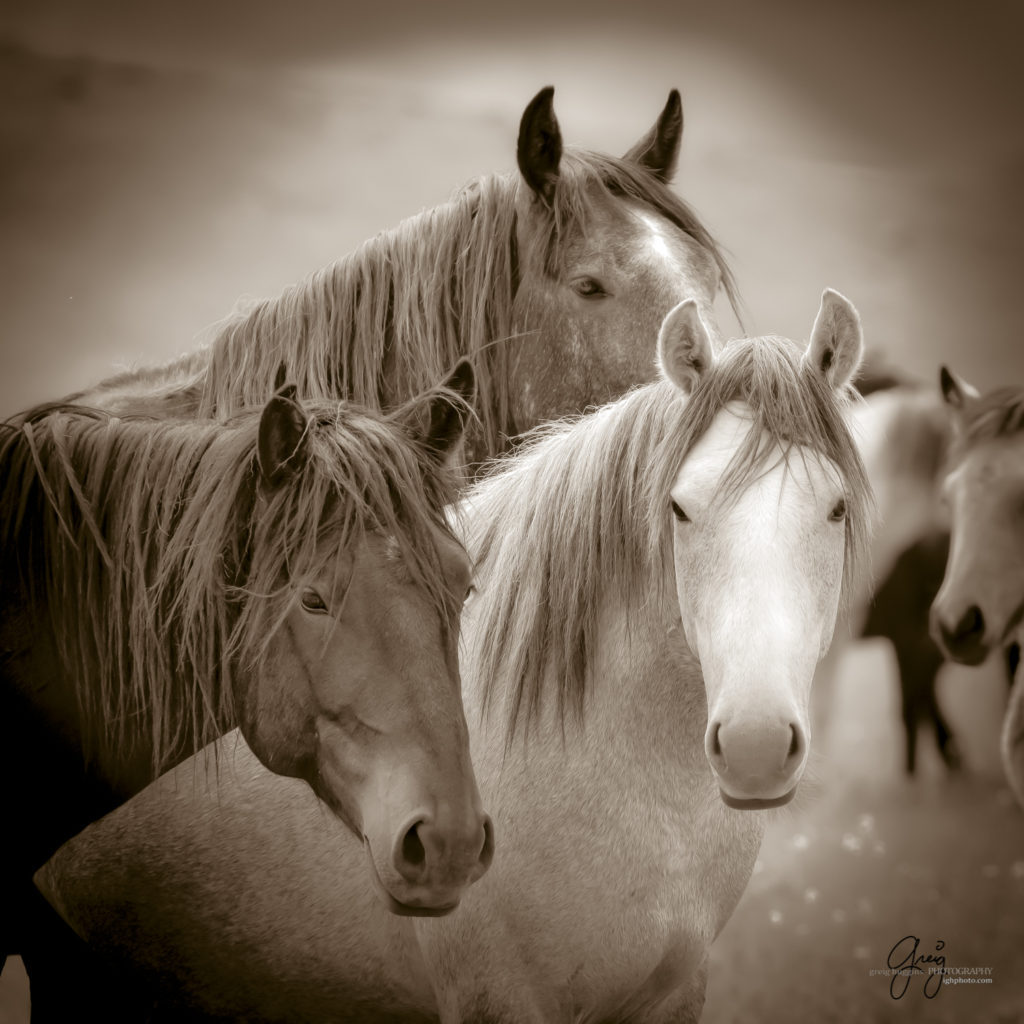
<box><xmin>83</xmin><ymin>149</ymin><xmax>739</xmax><ymax>461</ymax></box>
<box><xmin>0</xmin><ymin>398</ymin><xmax>460</xmax><ymax>775</ymax></box>
<box><xmin>956</xmin><ymin>386</ymin><xmax>1024</xmax><ymax>453</ymax></box>
<box><xmin>464</xmin><ymin>334</ymin><xmax>871</xmax><ymax>746</ymax></box>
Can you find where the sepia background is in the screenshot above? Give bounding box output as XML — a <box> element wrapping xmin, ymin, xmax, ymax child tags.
<box><xmin>1</xmin><ymin>0</ymin><xmax>1023</xmax><ymax>1020</ymax></box>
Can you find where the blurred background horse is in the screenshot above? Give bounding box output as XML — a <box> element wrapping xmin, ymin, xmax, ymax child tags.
<box><xmin>931</xmin><ymin>368</ymin><xmax>1024</xmax><ymax>805</ymax></box>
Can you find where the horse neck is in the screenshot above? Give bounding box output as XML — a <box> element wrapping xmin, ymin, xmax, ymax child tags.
<box><xmin>462</xmin><ymin>556</ymin><xmax>711</xmax><ymax>812</ymax></box>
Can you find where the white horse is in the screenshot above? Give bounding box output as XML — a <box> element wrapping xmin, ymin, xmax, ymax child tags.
<box><xmin>40</xmin><ymin>291</ymin><xmax>870</xmax><ymax>1022</ymax></box>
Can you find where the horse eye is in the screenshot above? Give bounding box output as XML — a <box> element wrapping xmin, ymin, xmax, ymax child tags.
<box><xmin>829</xmin><ymin>498</ymin><xmax>847</xmax><ymax>523</ymax></box>
<box><xmin>300</xmin><ymin>588</ymin><xmax>328</xmax><ymax>613</ymax></box>
<box><xmin>464</xmin><ymin>582</ymin><xmax>477</xmax><ymax>602</ymax></box>
<box><xmin>671</xmin><ymin>499</ymin><xmax>690</xmax><ymax>523</ymax></box>
<box><xmin>572</xmin><ymin>277</ymin><xmax>607</xmax><ymax>299</ymax></box>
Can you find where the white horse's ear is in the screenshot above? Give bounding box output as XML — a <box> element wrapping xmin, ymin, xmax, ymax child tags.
<box><xmin>804</xmin><ymin>289</ymin><xmax>863</xmax><ymax>390</ymax></box>
<box><xmin>657</xmin><ymin>299</ymin><xmax>714</xmax><ymax>395</ymax></box>
<box><xmin>939</xmin><ymin>365</ymin><xmax>980</xmax><ymax>431</ymax></box>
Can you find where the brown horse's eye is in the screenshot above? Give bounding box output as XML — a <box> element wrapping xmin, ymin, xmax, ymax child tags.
<box><xmin>300</xmin><ymin>588</ymin><xmax>328</xmax><ymax>614</ymax></box>
<box><xmin>829</xmin><ymin>498</ymin><xmax>847</xmax><ymax>523</ymax></box>
<box><xmin>671</xmin><ymin>499</ymin><xmax>690</xmax><ymax>523</ymax></box>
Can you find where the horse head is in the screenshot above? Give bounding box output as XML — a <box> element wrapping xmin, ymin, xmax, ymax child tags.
<box><xmin>659</xmin><ymin>291</ymin><xmax>867</xmax><ymax>808</ymax></box>
<box><xmin>930</xmin><ymin>367</ymin><xmax>1024</xmax><ymax>665</ymax></box>
<box><xmin>237</xmin><ymin>360</ymin><xmax>493</xmax><ymax>915</ymax></box>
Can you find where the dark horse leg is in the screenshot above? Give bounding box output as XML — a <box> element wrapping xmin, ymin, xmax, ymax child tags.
<box><xmin>895</xmin><ymin>645</ymin><xmax>961</xmax><ymax>774</ymax></box>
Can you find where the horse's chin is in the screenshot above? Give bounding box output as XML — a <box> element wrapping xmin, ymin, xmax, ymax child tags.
<box><xmin>362</xmin><ymin>839</ymin><xmax>461</xmax><ymax>918</ymax></box>
<box><xmin>719</xmin><ymin>787</ymin><xmax>797</xmax><ymax>811</ymax></box>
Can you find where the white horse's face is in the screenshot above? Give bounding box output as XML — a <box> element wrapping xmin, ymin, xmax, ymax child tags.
<box><xmin>655</xmin><ymin>288</ymin><xmax>864</xmax><ymax>809</ymax></box>
<box><xmin>670</xmin><ymin>405</ymin><xmax>847</xmax><ymax>808</ymax></box>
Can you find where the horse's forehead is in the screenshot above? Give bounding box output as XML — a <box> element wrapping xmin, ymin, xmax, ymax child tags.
<box><xmin>674</xmin><ymin>403</ymin><xmax>840</xmax><ymax>495</ymax></box>
<box><xmin>570</xmin><ymin>197</ymin><xmax>712</xmax><ymax>277</ymax></box>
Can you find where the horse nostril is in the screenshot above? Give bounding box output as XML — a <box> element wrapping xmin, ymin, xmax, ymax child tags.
<box><xmin>478</xmin><ymin>815</ymin><xmax>495</xmax><ymax>870</ymax></box>
<box><xmin>788</xmin><ymin>726</ymin><xmax>800</xmax><ymax>760</ymax></box>
<box><xmin>954</xmin><ymin>604</ymin><xmax>985</xmax><ymax>642</ymax></box>
<box><xmin>710</xmin><ymin>722</ymin><xmax>722</xmax><ymax>758</ymax></box>
<box><xmin>401</xmin><ymin>822</ymin><xmax>427</xmax><ymax>870</ymax></box>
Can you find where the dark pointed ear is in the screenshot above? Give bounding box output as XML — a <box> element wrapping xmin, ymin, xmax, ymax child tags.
<box><xmin>939</xmin><ymin>364</ymin><xmax>980</xmax><ymax>432</ymax></box>
<box><xmin>420</xmin><ymin>359</ymin><xmax>476</xmax><ymax>465</ymax></box>
<box><xmin>939</xmin><ymin>365</ymin><xmax>979</xmax><ymax>410</ymax></box>
<box><xmin>803</xmin><ymin>288</ymin><xmax>863</xmax><ymax>391</ymax></box>
<box><xmin>657</xmin><ymin>299</ymin><xmax>714</xmax><ymax>395</ymax></box>
<box><xmin>273</xmin><ymin>361</ymin><xmax>288</xmax><ymax>393</ymax></box>
<box><xmin>258</xmin><ymin>389</ymin><xmax>310</xmax><ymax>488</ymax></box>
<box><xmin>517</xmin><ymin>86</ymin><xmax>562</xmax><ymax>206</ymax></box>
<box><xmin>624</xmin><ymin>89</ymin><xmax>683</xmax><ymax>183</ymax></box>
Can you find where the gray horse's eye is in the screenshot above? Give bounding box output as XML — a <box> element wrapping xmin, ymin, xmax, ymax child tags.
<box><xmin>572</xmin><ymin>277</ymin><xmax>607</xmax><ymax>299</ymax></box>
<box><xmin>828</xmin><ymin>498</ymin><xmax>847</xmax><ymax>523</ymax></box>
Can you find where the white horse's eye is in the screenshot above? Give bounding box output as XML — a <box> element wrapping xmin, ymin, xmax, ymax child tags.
<box><xmin>828</xmin><ymin>498</ymin><xmax>847</xmax><ymax>522</ymax></box>
<box><xmin>671</xmin><ymin>499</ymin><xmax>690</xmax><ymax>523</ymax></box>
<box><xmin>300</xmin><ymin>588</ymin><xmax>329</xmax><ymax>613</ymax></box>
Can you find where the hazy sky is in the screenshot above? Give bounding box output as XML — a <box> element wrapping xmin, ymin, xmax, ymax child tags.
<box><xmin>1</xmin><ymin>0</ymin><xmax>1022</xmax><ymax>412</ymax></box>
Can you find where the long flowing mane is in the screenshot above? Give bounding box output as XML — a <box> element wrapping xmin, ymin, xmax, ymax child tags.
<box><xmin>80</xmin><ymin>150</ymin><xmax>739</xmax><ymax>460</ymax></box>
<box><xmin>464</xmin><ymin>335</ymin><xmax>871</xmax><ymax>744</ymax></box>
<box><xmin>0</xmin><ymin>399</ymin><xmax>461</xmax><ymax>774</ymax></box>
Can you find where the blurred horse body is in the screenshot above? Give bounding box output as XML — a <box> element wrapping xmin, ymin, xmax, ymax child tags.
<box><xmin>70</xmin><ymin>88</ymin><xmax>737</xmax><ymax>468</ymax></box>
<box><xmin>40</xmin><ymin>293</ymin><xmax>871</xmax><ymax>1021</ymax></box>
<box><xmin>813</xmin><ymin>362</ymin><xmax>961</xmax><ymax>774</ymax></box>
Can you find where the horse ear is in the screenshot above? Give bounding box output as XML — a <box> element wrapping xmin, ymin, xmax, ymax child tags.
<box><xmin>939</xmin><ymin>365</ymin><xmax>980</xmax><ymax>431</ymax></box>
<box><xmin>657</xmin><ymin>299</ymin><xmax>714</xmax><ymax>395</ymax></box>
<box><xmin>418</xmin><ymin>359</ymin><xmax>477</xmax><ymax>465</ymax></box>
<box><xmin>804</xmin><ymin>288</ymin><xmax>863</xmax><ymax>390</ymax></box>
<box><xmin>939</xmin><ymin>365</ymin><xmax>980</xmax><ymax>409</ymax></box>
<box><xmin>623</xmin><ymin>89</ymin><xmax>683</xmax><ymax>183</ymax></box>
<box><xmin>258</xmin><ymin>389</ymin><xmax>310</xmax><ymax>488</ymax></box>
<box><xmin>517</xmin><ymin>86</ymin><xmax>562</xmax><ymax>206</ymax></box>
<box><xmin>273</xmin><ymin>361</ymin><xmax>287</xmax><ymax>393</ymax></box>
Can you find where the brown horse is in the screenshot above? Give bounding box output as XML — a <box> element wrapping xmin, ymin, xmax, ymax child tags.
<box><xmin>2</xmin><ymin>363</ymin><xmax>489</xmax><ymax>1017</ymax></box>
<box><xmin>71</xmin><ymin>87</ymin><xmax>738</xmax><ymax>467</ymax></box>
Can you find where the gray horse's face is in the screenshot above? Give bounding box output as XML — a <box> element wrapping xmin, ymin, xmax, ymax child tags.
<box><xmin>933</xmin><ymin>434</ymin><xmax>1024</xmax><ymax>664</ymax></box>
<box><xmin>512</xmin><ymin>192</ymin><xmax>723</xmax><ymax>430</ymax></box>
<box><xmin>506</xmin><ymin>86</ymin><xmax>728</xmax><ymax>437</ymax></box>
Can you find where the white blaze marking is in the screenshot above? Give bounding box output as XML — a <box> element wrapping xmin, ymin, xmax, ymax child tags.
<box><xmin>637</xmin><ymin>210</ymin><xmax>682</xmax><ymax>276</ymax></box>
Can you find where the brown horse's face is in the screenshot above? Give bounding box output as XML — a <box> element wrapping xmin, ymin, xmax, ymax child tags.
<box><xmin>240</xmin><ymin>522</ymin><xmax>492</xmax><ymax>917</ymax></box>
<box><xmin>932</xmin><ymin>434</ymin><xmax>1024</xmax><ymax>665</ymax></box>
<box><xmin>235</xmin><ymin>361</ymin><xmax>492</xmax><ymax>916</ymax></box>
<box><xmin>507</xmin><ymin>88</ymin><xmax>726</xmax><ymax>435</ymax></box>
